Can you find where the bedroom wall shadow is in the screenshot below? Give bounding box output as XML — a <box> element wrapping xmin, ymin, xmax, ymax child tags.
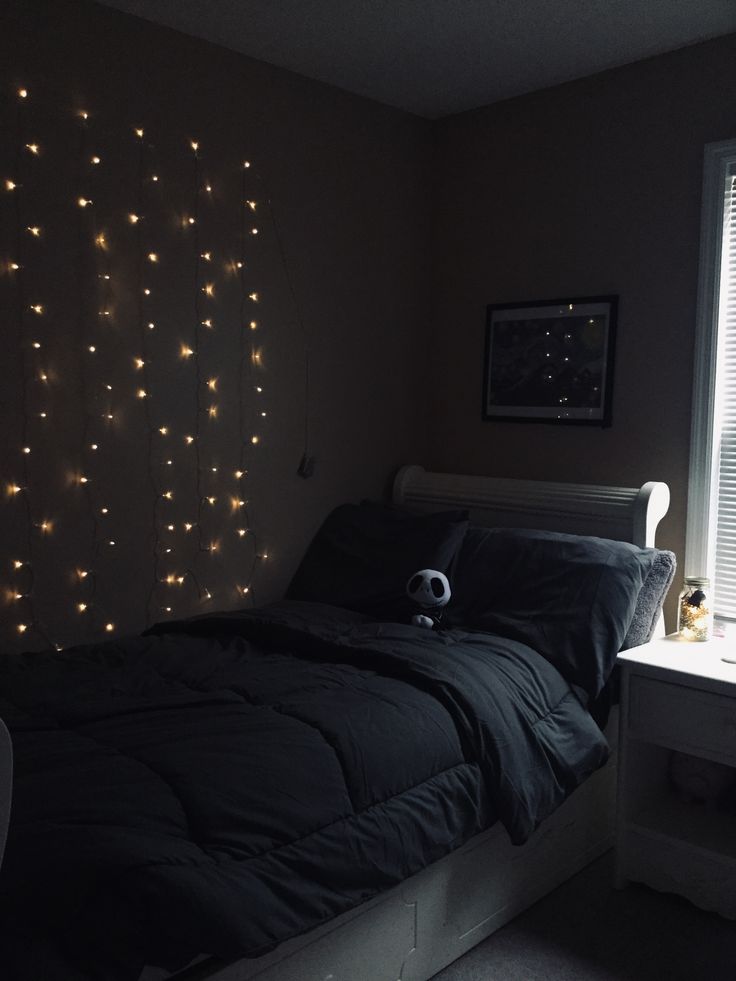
<box><xmin>429</xmin><ymin>31</ymin><xmax>736</xmax><ymax>631</ymax></box>
<box><xmin>0</xmin><ymin>0</ymin><xmax>432</xmax><ymax>653</ymax></box>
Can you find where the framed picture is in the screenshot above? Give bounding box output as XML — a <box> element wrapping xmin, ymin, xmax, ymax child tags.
<box><xmin>482</xmin><ymin>295</ymin><xmax>617</xmax><ymax>426</ymax></box>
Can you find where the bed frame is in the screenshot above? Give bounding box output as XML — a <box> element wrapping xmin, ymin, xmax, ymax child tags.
<box><xmin>0</xmin><ymin>468</ymin><xmax>671</xmax><ymax>981</ymax></box>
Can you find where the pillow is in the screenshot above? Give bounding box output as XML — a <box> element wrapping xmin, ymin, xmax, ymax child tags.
<box><xmin>446</xmin><ymin>526</ymin><xmax>664</xmax><ymax>698</ymax></box>
<box><xmin>621</xmin><ymin>549</ymin><xmax>676</xmax><ymax>649</ymax></box>
<box><xmin>287</xmin><ymin>502</ymin><xmax>468</xmax><ymax>621</ymax></box>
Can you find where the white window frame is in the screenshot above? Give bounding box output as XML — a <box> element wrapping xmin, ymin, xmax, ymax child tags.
<box><xmin>686</xmin><ymin>139</ymin><xmax>736</xmax><ymax>594</ymax></box>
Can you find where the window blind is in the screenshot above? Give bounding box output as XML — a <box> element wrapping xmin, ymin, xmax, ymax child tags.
<box><xmin>714</xmin><ymin>162</ymin><xmax>736</xmax><ymax>617</ymax></box>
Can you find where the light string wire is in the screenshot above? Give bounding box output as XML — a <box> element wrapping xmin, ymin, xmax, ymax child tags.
<box><xmin>9</xmin><ymin>88</ymin><xmax>47</xmax><ymax>645</ymax></box>
<box><xmin>236</xmin><ymin>161</ymin><xmax>260</xmax><ymax>603</ymax></box>
<box><xmin>88</xmin><ymin>134</ymin><xmax>117</xmax><ymax>638</ymax></box>
<box><xmin>254</xmin><ymin>169</ymin><xmax>311</xmax><ymax>468</ymax></box>
<box><xmin>192</xmin><ymin>144</ymin><xmax>205</xmax><ymax>563</ymax></box>
<box><xmin>133</xmin><ymin>130</ymin><xmax>163</xmax><ymax>624</ymax></box>
<box><xmin>74</xmin><ymin>110</ymin><xmax>101</xmax><ymax>634</ymax></box>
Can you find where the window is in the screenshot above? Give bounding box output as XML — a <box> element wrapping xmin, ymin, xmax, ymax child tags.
<box><xmin>687</xmin><ymin>140</ymin><xmax>736</xmax><ymax>620</ymax></box>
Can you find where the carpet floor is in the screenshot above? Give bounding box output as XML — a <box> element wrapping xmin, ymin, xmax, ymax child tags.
<box><xmin>431</xmin><ymin>850</ymin><xmax>736</xmax><ymax>980</ymax></box>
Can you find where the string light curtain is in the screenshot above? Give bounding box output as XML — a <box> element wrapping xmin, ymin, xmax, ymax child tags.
<box><xmin>1</xmin><ymin>85</ymin><xmax>268</xmax><ymax>652</ymax></box>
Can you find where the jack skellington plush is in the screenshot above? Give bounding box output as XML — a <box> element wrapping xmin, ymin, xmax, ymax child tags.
<box><xmin>406</xmin><ymin>569</ymin><xmax>451</xmax><ymax>629</ymax></box>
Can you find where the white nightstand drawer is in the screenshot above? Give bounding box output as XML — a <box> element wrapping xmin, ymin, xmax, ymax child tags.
<box><xmin>628</xmin><ymin>676</ymin><xmax>736</xmax><ymax>765</ymax></box>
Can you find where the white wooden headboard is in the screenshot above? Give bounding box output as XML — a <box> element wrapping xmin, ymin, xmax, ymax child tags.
<box><xmin>393</xmin><ymin>465</ymin><xmax>670</xmax><ymax>548</ymax></box>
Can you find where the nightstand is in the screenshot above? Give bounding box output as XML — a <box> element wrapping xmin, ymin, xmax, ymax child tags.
<box><xmin>615</xmin><ymin>634</ymin><xmax>736</xmax><ymax>917</ymax></box>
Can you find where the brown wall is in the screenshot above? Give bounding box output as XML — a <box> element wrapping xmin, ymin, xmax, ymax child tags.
<box><xmin>1</xmin><ymin>0</ymin><xmax>733</xmax><ymax>650</ymax></box>
<box><xmin>429</xmin><ymin>33</ymin><xmax>736</xmax><ymax>627</ymax></box>
<box><xmin>0</xmin><ymin>0</ymin><xmax>432</xmax><ymax>651</ymax></box>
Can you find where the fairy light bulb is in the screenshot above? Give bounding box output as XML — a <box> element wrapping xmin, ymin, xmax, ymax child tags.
<box><xmin>246</xmin><ymin>200</ymin><xmax>257</xmax><ymax>211</ymax></box>
<box><xmin>249</xmin><ymin>292</ymin><xmax>259</xmax><ymax>302</ymax></box>
<box><xmin>251</xmin><ymin>435</ymin><xmax>260</xmax><ymax>445</ymax></box>
<box><xmin>162</xmin><ymin>490</ymin><xmax>173</xmax><ymax>500</ymax></box>
<box><xmin>18</xmin><ymin>88</ymin><xmax>27</xmax><ymax>99</ymax></box>
<box><xmin>105</xmin><ymin>623</ymin><xmax>114</xmax><ymax>632</ymax></box>
<box><xmin>203</xmin><ymin>283</ymin><xmax>214</xmax><ymax>297</ymax></box>
<box><xmin>201</xmin><ymin>252</ymin><xmax>212</xmax><ymax>262</ymax></box>
<box><xmin>237</xmin><ymin>529</ymin><xmax>247</xmax><ymax>537</ymax></box>
<box><xmin>191</xmin><ymin>140</ymin><xmax>199</xmax><ymax>151</ymax></box>
<box><xmin>135</xmin><ymin>127</ymin><xmax>144</xmax><ymax>138</ymax></box>
<box><xmin>26</xmin><ymin>143</ymin><xmax>39</xmax><ymax>155</ymax></box>
<box><xmin>207</xmin><ymin>378</ymin><xmax>217</xmax><ymax>391</ymax></box>
<box><xmin>181</xmin><ymin>345</ymin><xmax>194</xmax><ymax>359</ymax></box>
<box><xmin>77</xmin><ymin>603</ymin><xmax>87</xmax><ymax>613</ymax></box>
<box><xmin>78</xmin><ymin>197</ymin><xmax>92</xmax><ymax>208</ymax></box>
<box><xmin>235</xmin><ymin>470</ymin><xmax>245</xmax><ymax>479</ymax></box>
<box><xmin>91</xmin><ymin>155</ymin><xmax>101</xmax><ymax>165</ymax></box>
<box><xmin>185</xmin><ymin>435</ymin><xmax>194</xmax><ymax>445</ymax></box>
<box><xmin>134</xmin><ymin>358</ymin><xmax>145</xmax><ymax>369</ymax></box>
<box><xmin>28</xmin><ymin>226</ymin><xmax>41</xmax><ymax>237</ymax></box>
<box><xmin>148</xmin><ymin>252</ymin><xmax>158</xmax><ymax>263</ymax></box>
<box><xmin>136</xmin><ymin>389</ymin><xmax>147</xmax><ymax>399</ymax></box>
<box><xmin>17</xmin><ymin>623</ymin><xmax>27</xmax><ymax>634</ymax></box>
<box><xmin>129</xmin><ymin>213</ymin><xmax>140</xmax><ymax>224</ymax></box>
<box><xmin>208</xmin><ymin>406</ymin><xmax>218</xmax><ymax>418</ymax></box>
<box><xmin>30</xmin><ymin>304</ymin><xmax>43</xmax><ymax>314</ymax></box>
<box><xmin>250</xmin><ymin>320</ymin><xmax>258</xmax><ymax>330</ymax></box>
<box><xmin>159</xmin><ymin>426</ymin><xmax>169</xmax><ymax>436</ymax></box>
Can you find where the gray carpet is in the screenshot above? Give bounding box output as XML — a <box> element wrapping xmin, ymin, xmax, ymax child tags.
<box><xmin>432</xmin><ymin>850</ymin><xmax>736</xmax><ymax>980</ymax></box>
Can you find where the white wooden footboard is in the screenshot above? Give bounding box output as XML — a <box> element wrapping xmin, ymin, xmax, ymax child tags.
<box><xmin>0</xmin><ymin>717</ymin><xmax>12</xmax><ymax>872</ymax></box>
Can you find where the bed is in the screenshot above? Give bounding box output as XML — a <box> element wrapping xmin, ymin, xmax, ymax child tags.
<box><xmin>0</xmin><ymin>466</ymin><xmax>675</xmax><ymax>981</ymax></box>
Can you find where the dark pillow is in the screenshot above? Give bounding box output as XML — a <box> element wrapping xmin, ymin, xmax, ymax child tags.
<box><xmin>620</xmin><ymin>549</ymin><xmax>676</xmax><ymax>650</ymax></box>
<box><xmin>446</xmin><ymin>527</ymin><xmax>663</xmax><ymax>698</ymax></box>
<box><xmin>287</xmin><ymin>502</ymin><xmax>468</xmax><ymax>621</ymax></box>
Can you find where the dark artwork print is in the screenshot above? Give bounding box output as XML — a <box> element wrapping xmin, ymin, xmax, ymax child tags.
<box><xmin>488</xmin><ymin>315</ymin><xmax>606</xmax><ymax>410</ymax></box>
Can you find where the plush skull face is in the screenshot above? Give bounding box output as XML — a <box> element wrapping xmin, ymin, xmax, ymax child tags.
<box><xmin>406</xmin><ymin>569</ymin><xmax>451</xmax><ymax>610</ymax></box>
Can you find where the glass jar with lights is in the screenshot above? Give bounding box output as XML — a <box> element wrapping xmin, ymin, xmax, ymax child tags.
<box><xmin>677</xmin><ymin>577</ymin><xmax>714</xmax><ymax>642</ymax></box>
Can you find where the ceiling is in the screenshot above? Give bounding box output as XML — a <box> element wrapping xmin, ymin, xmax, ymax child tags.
<box><xmin>95</xmin><ymin>0</ymin><xmax>736</xmax><ymax>118</ymax></box>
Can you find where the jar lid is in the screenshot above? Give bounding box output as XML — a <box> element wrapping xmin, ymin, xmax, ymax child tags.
<box><xmin>684</xmin><ymin>576</ymin><xmax>710</xmax><ymax>586</ymax></box>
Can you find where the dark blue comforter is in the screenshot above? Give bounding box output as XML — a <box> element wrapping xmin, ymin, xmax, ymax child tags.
<box><xmin>0</xmin><ymin>601</ymin><xmax>608</xmax><ymax>979</ymax></box>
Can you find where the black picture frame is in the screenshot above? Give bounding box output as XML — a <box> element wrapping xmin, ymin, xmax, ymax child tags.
<box><xmin>482</xmin><ymin>295</ymin><xmax>617</xmax><ymax>426</ymax></box>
